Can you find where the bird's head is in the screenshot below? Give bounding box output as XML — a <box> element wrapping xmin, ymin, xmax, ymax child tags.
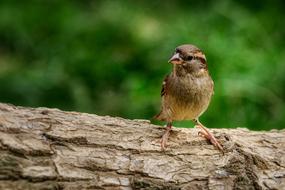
<box><xmin>169</xmin><ymin>44</ymin><xmax>208</xmax><ymax>76</ymax></box>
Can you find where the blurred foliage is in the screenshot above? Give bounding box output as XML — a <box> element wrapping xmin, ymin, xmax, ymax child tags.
<box><xmin>0</xmin><ymin>0</ymin><xmax>284</xmax><ymax>130</ymax></box>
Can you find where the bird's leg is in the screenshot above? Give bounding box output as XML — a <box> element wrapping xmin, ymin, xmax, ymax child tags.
<box><xmin>193</xmin><ymin>119</ymin><xmax>223</xmax><ymax>151</ymax></box>
<box><xmin>160</xmin><ymin>122</ymin><xmax>172</xmax><ymax>150</ymax></box>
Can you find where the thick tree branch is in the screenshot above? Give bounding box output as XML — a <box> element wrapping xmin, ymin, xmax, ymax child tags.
<box><xmin>0</xmin><ymin>103</ymin><xmax>284</xmax><ymax>189</ymax></box>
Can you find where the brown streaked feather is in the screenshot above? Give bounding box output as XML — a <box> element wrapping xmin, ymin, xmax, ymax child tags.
<box><xmin>193</xmin><ymin>50</ymin><xmax>207</xmax><ymax>65</ymax></box>
<box><xmin>160</xmin><ymin>74</ymin><xmax>169</xmax><ymax>97</ymax></box>
<box><xmin>154</xmin><ymin>75</ymin><xmax>169</xmax><ymax>121</ymax></box>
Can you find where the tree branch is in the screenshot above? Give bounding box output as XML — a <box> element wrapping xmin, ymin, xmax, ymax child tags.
<box><xmin>0</xmin><ymin>103</ymin><xmax>284</xmax><ymax>189</ymax></box>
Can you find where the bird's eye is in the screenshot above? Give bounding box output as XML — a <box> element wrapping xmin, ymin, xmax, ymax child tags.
<box><xmin>186</xmin><ymin>55</ymin><xmax>193</xmax><ymax>61</ymax></box>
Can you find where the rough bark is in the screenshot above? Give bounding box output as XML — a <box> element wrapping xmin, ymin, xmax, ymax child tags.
<box><xmin>0</xmin><ymin>103</ymin><xmax>284</xmax><ymax>190</ymax></box>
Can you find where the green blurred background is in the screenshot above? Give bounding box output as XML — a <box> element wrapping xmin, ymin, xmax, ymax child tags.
<box><xmin>0</xmin><ymin>0</ymin><xmax>284</xmax><ymax>130</ymax></box>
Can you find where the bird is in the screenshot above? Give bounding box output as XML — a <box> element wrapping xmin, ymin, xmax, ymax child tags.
<box><xmin>154</xmin><ymin>44</ymin><xmax>223</xmax><ymax>151</ymax></box>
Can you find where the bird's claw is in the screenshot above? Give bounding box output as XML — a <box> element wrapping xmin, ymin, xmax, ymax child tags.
<box><xmin>160</xmin><ymin>124</ymin><xmax>172</xmax><ymax>150</ymax></box>
<box><xmin>160</xmin><ymin>137</ymin><xmax>166</xmax><ymax>150</ymax></box>
<box><xmin>160</xmin><ymin>130</ymin><xmax>170</xmax><ymax>150</ymax></box>
<box><xmin>196</xmin><ymin>125</ymin><xmax>223</xmax><ymax>152</ymax></box>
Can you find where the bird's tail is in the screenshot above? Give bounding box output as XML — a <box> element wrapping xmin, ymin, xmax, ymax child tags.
<box><xmin>153</xmin><ymin>111</ymin><xmax>165</xmax><ymax>121</ymax></box>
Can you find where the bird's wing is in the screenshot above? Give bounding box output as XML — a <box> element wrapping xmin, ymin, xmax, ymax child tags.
<box><xmin>154</xmin><ymin>74</ymin><xmax>170</xmax><ymax>121</ymax></box>
<box><xmin>160</xmin><ymin>74</ymin><xmax>170</xmax><ymax>97</ymax></box>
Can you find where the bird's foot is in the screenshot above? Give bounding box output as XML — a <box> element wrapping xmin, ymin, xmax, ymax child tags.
<box><xmin>195</xmin><ymin>125</ymin><xmax>223</xmax><ymax>152</ymax></box>
<box><xmin>160</xmin><ymin>123</ymin><xmax>172</xmax><ymax>150</ymax></box>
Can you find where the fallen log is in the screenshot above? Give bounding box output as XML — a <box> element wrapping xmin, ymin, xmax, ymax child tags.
<box><xmin>0</xmin><ymin>103</ymin><xmax>284</xmax><ymax>189</ymax></box>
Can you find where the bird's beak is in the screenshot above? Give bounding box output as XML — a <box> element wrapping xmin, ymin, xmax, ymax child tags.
<box><xmin>168</xmin><ymin>53</ymin><xmax>182</xmax><ymax>64</ymax></box>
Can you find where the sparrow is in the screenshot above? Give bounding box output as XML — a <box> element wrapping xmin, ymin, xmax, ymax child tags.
<box><xmin>155</xmin><ymin>44</ymin><xmax>223</xmax><ymax>151</ymax></box>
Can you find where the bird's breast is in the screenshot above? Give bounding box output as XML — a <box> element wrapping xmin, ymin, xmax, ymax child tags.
<box><xmin>167</xmin><ymin>74</ymin><xmax>213</xmax><ymax>120</ymax></box>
